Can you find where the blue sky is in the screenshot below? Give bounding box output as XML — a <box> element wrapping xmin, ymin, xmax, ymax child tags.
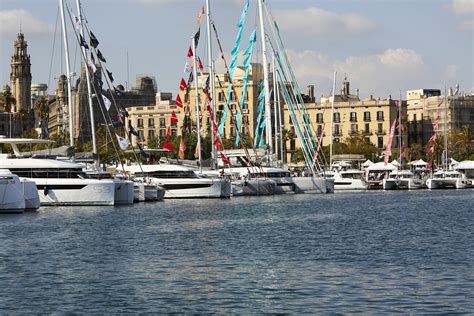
<box><xmin>1</xmin><ymin>0</ymin><xmax>473</xmax><ymax>99</ymax></box>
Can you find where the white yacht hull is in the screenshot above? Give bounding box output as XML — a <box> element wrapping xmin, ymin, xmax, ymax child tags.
<box><xmin>0</xmin><ymin>173</ymin><xmax>25</xmax><ymax>213</ymax></box>
<box><xmin>334</xmin><ymin>179</ymin><xmax>368</xmax><ymax>191</ymax></box>
<box><xmin>231</xmin><ymin>178</ymin><xmax>276</xmax><ymax>196</ymax></box>
<box><xmin>149</xmin><ymin>177</ymin><xmax>223</xmax><ymax>198</ymax></box>
<box><xmin>426</xmin><ymin>178</ymin><xmax>467</xmax><ymax>189</ymax></box>
<box><xmin>31</xmin><ymin>178</ymin><xmax>115</xmax><ymax>206</ymax></box>
<box><xmin>272</xmin><ymin>176</ymin><xmax>333</xmax><ymax>194</ymax></box>
<box><xmin>21</xmin><ymin>179</ymin><xmax>40</xmax><ymax>210</ymax></box>
<box><xmin>133</xmin><ymin>183</ymin><xmax>146</xmax><ymax>202</ymax></box>
<box><xmin>383</xmin><ymin>178</ymin><xmax>422</xmax><ymax>190</ymax></box>
<box><xmin>114</xmin><ymin>179</ymin><xmax>134</xmax><ymax>205</ymax></box>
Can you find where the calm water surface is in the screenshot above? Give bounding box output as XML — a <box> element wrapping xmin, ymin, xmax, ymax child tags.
<box><xmin>1</xmin><ymin>190</ymin><xmax>473</xmax><ymax>313</ymax></box>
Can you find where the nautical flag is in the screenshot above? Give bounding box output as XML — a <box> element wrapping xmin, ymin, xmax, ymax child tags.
<box><xmin>179</xmin><ymin>78</ymin><xmax>187</xmax><ymax>91</ymax></box>
<box><xmin>194</xmin><ymin>144</ymin><xmax>200</xmax><ymax>158</ymax></box>
<box><xmin>112</xmin><ymin>118</ymin><xmax>124</xmax><ymax>128</ymax></box>
<box><xmin>197</xmin><ymin>56</ymin><xmax>204</xmax><ymax>71</ymax></box>
<box><xmin>87</xmin><ymin>58</ymin><xmax>97</xmax><ymax>73</ymax></box>
<box><xmin>102</xmin><ymin>95</ymin><xmax>111</xmax><ymax>111</ymax></box>
<box><xmin>79</xmin><ymin>35</ymin><xmax>89</xmax><ymax>49</ymax></box>
<box><xmin>95</xmin><ymin>76</ymin><xmax>103</xmax><ymax>88</ymax></box>
<box><xmin>137</xmin><ymin>142</ymin><xmax>148</xmax><ymax>159</ymax></box>
<box><xmin>89</xmin><ymin>31</ymin><xmax>99</xmax><ymax>48</ymax></box>
<box><xmin>107</xmin><ymin>70</ymin><xmax>114</xmax><ymax>83</ymax></box>
<box><xmin>213</xmin><ymin>138</ymin><xmax>222</xmax><ymax>150</ymax></box>
<box><xmin>427</xmin><ymin>146</ymin><xmax>435</xmax><ymax>155</ymax></box>
<box><xmin>187</xmin><ymin>46</ymin><xmax>193</xmax><ymax>58</ymax></box>
<box><xmin>384</xmin><ymin>118</ymin><xmax>397</xmax><ymax>165</ymax></box>
<box><xmin>163</xmin><ymin>141</ymin><xmax>173</xmax><ymax>151</ymax></box>
<box><xmin>428</xmin><ymin>134</ymin><xmax>437</xmax><ymax>143</ymax></box>
<box><xmin>178</xmin><ymin>138</ymin><xmax>186</xmax><ymax>160</ymax></box>
<box><xmin>129</xmin><ymin>126</ymin><xmax>140</xmax><ymax>137</ymax></box>
<box><xmin>90</xmin><ymin>52</ymin><xmax>95</xmax><ymax>64</ymax></box>
<box><xmin>197</xmin><ymin>6</ymin><xmax>205</xmax><ymax>25</ymax></box>
<box><xmin>220</xmin><ymin>152</ymin><xmax>230</xmax><ymax>165</ymax></box>
<box><xmin>184</xmin><ymin>61</ymin><xmax>191</xmax><ymax>73</ymax></box>
<box><xmin>171</xmin><ymin>111</ymin><xmax>178</xmax><ymax>123</ymax></box>
<box><xmin>97</xmin><ymin>49</ymin><xmax>106</xmax><ymax>63</ymax></box>
<box><xmin>194</xmin><ymin>29</ymin><xmax>201</xmax><ymax>47</ymax></box>
<box><xmin>120</xmin><ymin>109</ymin><xmax>129</xmax><ymax>117</ymax></box>
<box><xmin>114</xmin><ymin>86</ymin><xmax>123</xmax><ymax>96</ymax></box>
<box><xmin>432</xmin><ymin>121</ymin><xmax>439</xmax><ymax>130</ymax></box>
<box><xmin>396</xmin><ymin>100</ymin><xmax>402</xmax><ymax>108</ymax></box>
<box><xmin>73</xmin><ymin>15</ymin><xmax>81</xmax><ymax>31</ymax></box>
<box><xmin>176</xmin><ymin>94</ymin><xmax>183</xmax><ymax>108</ymax></box>
<box><xmin>116</xmin><ymin>134</ymin><xmax>129</xmax><ymax>150</ymax></box>
<box><xmin>166</xmin><ymin>126</ymin><xmax>171</xmax><ymax>140</ymax></box>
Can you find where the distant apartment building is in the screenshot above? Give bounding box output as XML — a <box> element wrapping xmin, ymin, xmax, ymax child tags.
<box><xmin>125</xmin><ymin>92</ymin><xmax>179</xmax><ymax>147</ymax></box>
<box><xmin>406</xmin><ymin>88</ymin><xmax>474</xmax><ymax>146</ymax></box>
<box><xmin>283</xmin><ymin>77</ymin><xmax>405</xmax><ymax>161</ymax></box>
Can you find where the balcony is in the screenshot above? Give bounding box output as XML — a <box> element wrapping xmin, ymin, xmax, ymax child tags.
<box><xmin>333</xmin><ymin>130</ymin><xmax>343</xmax><ymax>136</ymax></box>
<box><xmin>376</xmin><ymin>129</ymin><xmax>386</xmax><ymax>135</ymax></box>
<box><xmin>377</xmin><ymin>116</ymin><xmax>384</xmax><ymax>121</ymax></box>
<box><xmin>363</xmin><ymin>130</ymin><xmax>372</xmax><ymax>136</ymax></box>
<box><xmin>348</xmin><ymin>130</ymin><xmax>358</xmax><ymax>135</ymax></box>
<box><xmin>242</xmin><ymin>109</ymin><xmax>249</xmax><ymax>114</ymax></box>
<box><xmin>363</xmin><ymin>117</ymin><xmax>371</xmax><ymax>122</ymax></box>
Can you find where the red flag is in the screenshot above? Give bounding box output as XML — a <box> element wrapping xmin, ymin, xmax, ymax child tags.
<box><xmin>171</xmin><ymin>111</ymin><xmax>178</xmax><ymax>123</ymax></box>
<box><xmin>179</xmin><ymin>78</ymin><xmax>187</xmax><ymax>91</ymax></box>
<box><xmin>176</xmin><ymin>94</ymin><xmax>183</xmax><ymax>108</ymax></box>
<box><xmin>220</xmin><ymin>152</ymin><xmax>230</xmax><ymax>165</ymax></box>
<box><xmin>187</xmin><ymin>46</ymin><xmax>193</xmax><ymax>58</ymax></box>
<box><xmin>428</xmin><ymin>134</ymin><xmax>437</xmax><ymax>143</ymax></box>
<box><xmin>197</xmin><ymin>57</ymin><xmax>204</xmax><ymax>71</ymax></box>
<box><xmin>178</xmin><ymin>138</ymin><xmax>186</xmax><ymax>160</ymax></box>
<box><xmin>213</xmin><ymin>137</ymin><xmax>222</xmax><ymax>150</ymax></box>
<box><xmin>163</xmin><ymin>141</ymin><xmax>173</xmax><ymax>151</ymax></box>
<box><xmin>166</xmin><ymin>126</ymin><xmax>171</xmax><ymax>140</ymax></box>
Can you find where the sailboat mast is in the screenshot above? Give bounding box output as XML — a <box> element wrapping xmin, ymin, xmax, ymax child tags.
<box><xmin>192</xmin><ymin>36</ymin><xmax>202</xmax><ymax>174</ymax></box>
<box><xmin>205</xmin><ymin>0</ymin><xmax>217</xmax><ymax>170</ymax></box>
<box><xmin>59</xmin><ymin>0</ymin><xmax>74</xmax><ymax>148</ymax></box>
<box><xmin>272</xmin><ymin>53</ymin><xmax>278</xmax><ymax>160</ymax></box>
<box><xmin>444</xmin><ymin>90</ymin><xmax>448</xmax><ymax>171</ymax></box>
<box><xmin>329</xmin><ymin>71</ymin><xmax>337</xmax><ymax>168</ymax></box>
<box><xmin>276</xmin><ymin>64</ymin><xmax>284</xmax><ymax>163</ymax></box>
<box><xmin>258</xmin><ymin>0</ymin><xmax>273</xmax><ymax>166</ymax></box>
<box><xmin>75</xmin><ymin>0</ymin><xmax>97</xmax><ymax>162</ymax></box>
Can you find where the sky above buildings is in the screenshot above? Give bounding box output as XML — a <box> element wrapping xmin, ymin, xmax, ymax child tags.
<box><xmin>1</xmin><ymin>0</ymin><xmax>473</xmax><ymax>99</ymax></box>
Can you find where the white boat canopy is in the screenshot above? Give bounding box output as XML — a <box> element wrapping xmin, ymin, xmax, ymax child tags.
<box><xmin>390</xmin><ymin>160</ymin><xmax>400</xmax><ymax>167</ymax></box>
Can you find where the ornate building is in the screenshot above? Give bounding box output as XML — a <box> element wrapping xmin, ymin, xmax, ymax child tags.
<box><xmin>10</xmin><ymin>33</ymin><xmax>32</xmax><ymax>112</ymax></box>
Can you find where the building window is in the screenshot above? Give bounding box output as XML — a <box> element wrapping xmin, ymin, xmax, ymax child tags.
<box><xmin>350</xmin><ymin>112</ymin><xmax>357</xmax><ymax>122</ymax></box>
<box><xmin>316</xmin><ymin>113</ymin><xmax>323</xmax><ymax>123</ymax></box>
<box><xmin>230</xmin><ymin>103</ymin><xmax>236</xmax><ymax>110</ymax></box>
<box><xmin>413</xmin><ymin>114</ymin><xmax>417</xmax><ymax>122</ymax></box>
<box><xmin>378</xmin><ymin>137</ymin><xmax>384</xmax><ymax>149</ymax></box>
<box><xmin>351</xmin><ymin>124</ymin><xmax>358</xmax><ymax>134</ymax></box>
<box><xmin>138</xmin><ymin>130</ymin><xmax>144</xmax><ymax>140</ymax></box>
<box><xmin>159</xmin><ymin>129</ymin><xmax>165</xmax><ymax>137</ymax></box>
<box><xmin>137</xmin><ymin>118</ymin><xmax>143</xmax><ymax>128</ymax></box>
<box><xmin>218</xmin><ymin>104</ymin><xmax>224</xmax><ymax>111</ymax></box>
<box><xmin>242</xmin><ymin>103</ymin><xmax>248</xmax><ymax>109</ymax></box>
<box><xmin>159</xmin><ymin>118</ymin><xmax>166</xmax><ymax>127</ymax></box>
<box><xmin>230</xmin><ymin>91</ymin><xmax>236</xmax><ymax>101</ymax></box>
<box><xmin>290</xmin><ymin>139</ymin><xmax>296</xmax><ymax>151</ymax></box>
<box><xmin>364</xmin><ymin>111</ymin><xmax>371</xmax><ymax>121</ymax></box>
<box><xmin>377</xmin><ymin>123</ymin><xmax>383</xmax><ymax>134</ymax></box>
<box><xmin>376</xmin><ymin>111</ymin><xmax>384</xmax><ymax>121</ymax></box>
<box><xmin>230</xmin><ymin>126</ymin><xmax>236</xmax><ymax>137</ymax></box>
<box><xmin>218</xmin><ymin>92</ymin><xmax>224</xmax><ymax>102</ymax></box>
<box><xmin>148</xmin><ymin>130</ymin><xmax>155</xmax><ymax>139</ymax></box>
<box><xmin>148</xmin><ymin>118</ymin><xmax>154</xmax><ymax>128</ymax></box>
<box><xmin>333</xmin><ymin>112</ymin><xmax>340</xmax><ymax>123</ymax></box>
<box><xmin>171</xmin><ymin>129</ymin><xmax>177</xmax><ymax>136</ymax></box>
<box><xmin>364</xmin><ymin>123</ymin><xmax>370</xmax><ymax>134</ymax></box>
<box><xmin>334</xmin><ymin>124</ymin><xmax>340</xmax><ymax>135</ymax></box>
<box><xmin>317</xmin><ymin>124</ymin><xmax>322</xmax><ymax>136</ymax></box>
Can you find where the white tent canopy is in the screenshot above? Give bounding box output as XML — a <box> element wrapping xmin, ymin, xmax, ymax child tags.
<box><xmin>366</xmin><ymin>162</ymin><xmax>397</xmax><ymax>171</ymax></box>
<box><xmin>391</xmin><ymin>159</ymin><xmax>400</xmax><ymax>167</ymax></box>
<box><xmin>362</xmin><ymin>159</ymin><xmax>374</xmax><ymax>167</ymax></box>
<box><xmin>454</xmin><ymin>160</ymin><xmax>474</xmax><ymax>170</ymax></box>
<box><xmin>409</xmin><ymin>159</ymin><xmax>427</xmax><ymax>166</ymax></box>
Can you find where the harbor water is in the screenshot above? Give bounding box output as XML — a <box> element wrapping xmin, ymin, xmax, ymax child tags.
<box><xmin>1</xmin><ymin>190</ymin><xmax>473</xmax><ymax>313</ymax></box>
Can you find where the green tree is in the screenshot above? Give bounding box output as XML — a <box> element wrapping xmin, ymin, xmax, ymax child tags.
<box><xmin>0</xmin><ymin>85</ymin><xmax>15</xmax><ymax>112</ymax></box>
<box><xmin>34</xmin><ymin>96</ymin><xmax>49</xmax><ymax>138</ymax></box>
<box><xmin>450</xmin><ymin>125</ymin><xmax>473</xmax><ymax>161</ymax></box>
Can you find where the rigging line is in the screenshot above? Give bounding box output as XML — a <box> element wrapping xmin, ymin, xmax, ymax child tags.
<box><xmin>64</xmin><ymin>3</ymin><xmax>130</xmax><ymax>173</ymax></box>
<box><xmin>48</xmin><ymin>6</ymin><xmax>60</xmax><ymax>92</ymax></box>
<box><xmin>77</xmin><ymin>6</ymin><xmax>145</xmax><ymax>173</ymax></box>
<box><xmin>211</xmin><ymin>20</ymin><xmax>265</xmax><ymax>173</ymax></box>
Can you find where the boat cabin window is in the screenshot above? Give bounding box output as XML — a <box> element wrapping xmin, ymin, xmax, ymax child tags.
<box><xmin>9</xmin><ymin>168</ymin><xmax>85</xmax><ymax>179</ymax></box>
<box><xmin>342</xmin><ymin>173</ymin><xmax>362</xmax><ymax>179</ymax></box>
<box><xmin>135</xmin><ymin>170</ymin><xmax>199</xmax><ymax>178</ymax></box>
<box><xmin>83</xmin><ymin>173</ymin><xmax>114</xmax><ymax>180</ymax></box>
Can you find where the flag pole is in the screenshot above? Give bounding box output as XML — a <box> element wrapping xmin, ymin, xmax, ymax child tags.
<box><xmin>206</xmin><ymin>0</ymin><xmax>217</xmax><ymax>170</ymax></box>
<box><xmin>192</xmin><ymin>36</ymin><xmax>202</xmax><ymax>174</ymax></box>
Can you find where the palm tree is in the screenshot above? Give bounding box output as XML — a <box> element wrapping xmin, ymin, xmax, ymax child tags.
<box><xmin>0</xmin><ymin>85</ymin><xmax>16</xmax><ymax>112</ymax></box>
<box><xmin>34</xmin><ymin>97</ymin><xmax>50</xmax><ymax>138</ymax></box>
<box><xmin>451</xmin><ymin>125</ymin><xmax>473</xmax><ymax>161</ymax></box>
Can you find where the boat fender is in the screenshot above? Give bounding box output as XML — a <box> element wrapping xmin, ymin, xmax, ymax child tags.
<box><xmin>43</xmin><ymin>187</ymin><xmax>49</xmax><ymax>195</ymax></box>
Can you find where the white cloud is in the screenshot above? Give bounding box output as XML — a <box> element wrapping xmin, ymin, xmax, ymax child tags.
<box><xmin>273</xmin><ymin>7</ymin><xmax>376</xmax><ymax>36</ymax></box>
<box><xmin>285</xmin><ymin>48</ymin><xmax>427</xmax><ymax>98</ymax></box>
<box><xmin>451</xmin><ymin>0</ymin><xmax>474</xmax><ymax>15</ymax></box>
<box><xmin>0</xmin><ymin>9</ymin><xmax>52</xmax><ymax>35</ymax></box>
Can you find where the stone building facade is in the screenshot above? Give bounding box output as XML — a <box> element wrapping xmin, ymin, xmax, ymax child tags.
<box><xmin>10</xmin><ymin>33</ymin><xmax>31</xmax><ymax>112</ymax></box>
